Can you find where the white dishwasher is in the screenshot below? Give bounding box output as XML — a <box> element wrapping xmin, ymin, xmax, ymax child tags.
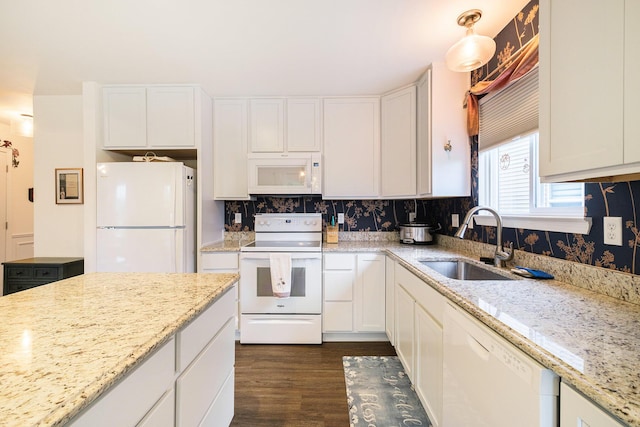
<box><xmin>442</xmin><ymin>303</ymin><xmax>559</xmax><ymax>427</ymax></box>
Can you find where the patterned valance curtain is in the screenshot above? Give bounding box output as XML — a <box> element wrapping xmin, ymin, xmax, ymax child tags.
<box><xmin>466</xmin><ymin>34</ymin><xmax>539</xmax><ymax>136</ymax></box>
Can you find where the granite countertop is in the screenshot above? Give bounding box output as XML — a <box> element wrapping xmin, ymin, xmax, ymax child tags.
<box><xmin>202</xmin><ymin>237</ymin><xmax>640</xmax><ymax>425</ymax></box>
<box><xmin>0</xmin><ymin>272</ymin><xmax>238</xmax><ymax>427</ymax></box>
<box><xmin>386</xmin><ymin>245</ymin><xmax>640</xmax><ymax>427</ymax></box>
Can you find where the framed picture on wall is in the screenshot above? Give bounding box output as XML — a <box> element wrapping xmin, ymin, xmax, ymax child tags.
<box><xmin>55</xmin><ymin>168</ymin><xmax>83</xmax><ymax>204</ymax></box>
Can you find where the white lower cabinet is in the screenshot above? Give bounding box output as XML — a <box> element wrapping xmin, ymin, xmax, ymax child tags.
<box><xmin>394</xmin><ymin>263</ymin><xmax>444</xmax><ymax>427</ymax></box>
<box><xmin>560</xmin><ymin>382</ymin><xmax>625</xmax><ymax>427</ymax></box>
<box><xmin>69</xmin><ymin>285</ymin><xmax>237</xmax><ymax>427</ymax></box>
<box><xmin>69</xmin><ymin>337</ymin><xmax>176</xmax><ymax>427</ymax></box>
<box><xmin>415</xmin><ymin>303</ymin><xmax>442</xmax><ymax>427</ymax></box>
<box><xmin>201</xmin><ymin>252</ymin><xmax>240</xmax><ymax>332</ymax></box>
<box><xmin>176</xmin><ymin>319</ymin><xmax>235</xmax><ymax>427</ymax></box>
<box><xmin>323</xmin><ymin>253</ymin><xmax>385</xmax><ymax>336</ymax></box>
<box><xmin>384</xmin><ymin>256</ymin><xmax>395</xmax><ymax>345</ymax></box>
<box><xmin>394</xmin><ymin>284</ymin><xmax>415</xmax><ymax>380</ymax></box>
<box><xmin>138</xmin><ymin>389</ymin><xmax>175</xmax><ymax>427</ymax></box>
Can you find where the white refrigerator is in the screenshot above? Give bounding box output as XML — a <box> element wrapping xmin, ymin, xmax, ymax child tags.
<box><xmin>96</xmin><ymin>162</ymin><xmax>196</xmax><ymax>273</ymax></box>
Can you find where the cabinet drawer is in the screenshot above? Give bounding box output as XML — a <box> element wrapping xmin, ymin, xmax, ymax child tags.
<box><xmin>176</xmin><ymin>319</ymin><xmax>235</xmax><ymax>427</ymax></box>
<box><xmin>177</xmin><ymin>286</ymin><xmax>235</xmax><ymax>372</ymax></box>
<box><xmin>70</xmin><ymin>337</ymin><xmax>175</xmax><ymax>427</ymax></box>
<box><xmin>6</xmin><ymin>267</ymin><xmax>33</xmax><ymax>279</ymax></box>
<box><xmin>34</xmin><ymin>267</ymin><xmax>59</xmax><ymax>280</ymax></box>
<box><xmin>324</xmin><ymin>253</ymin><xmax>355</xmax><ymax>270</ymax></box>
<box><xmin>201</xmin><ymin>252</ymin><xmax>239</xmax><ymax>270</ymax></box>
<box><xmin>5</xmin><ymin>282</ymin><xmax>48</xmax><ymax>295</ymax></box>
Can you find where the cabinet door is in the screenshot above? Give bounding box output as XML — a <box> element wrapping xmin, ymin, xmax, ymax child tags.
<box><xmin>323</xmin><ymin>97</ymin><xmax>380</xmax><ymax>198</ymax></box>
<box><xmin>249</xmin><ymin>98</ymin><xmax>285</xmax><ymax>152</ymax></box>
<box><xmin>355</xmin><ymin>254</ymin><xmax>385</xmax><ymax>332</ymax></box>
<box><xmin>428</xmin><ymin>63</ymin><xmax>470</xmax><ymax>198</ymax></box>
<box><xmin>539</xmin><ymin>0</ymin><xmax>624</xmax><ymax>177</ymax></box>
<box><xmin>385</xmin><ymin>257</ymin><xmax>395</xmax><ymax>345</ymax></box>
<box><xmin>323</xmin><ymin>256</ymin><xmax>355</xmax><ymax>332</ymax></box>
<box><xmin>625</xmin><ymin>0</ymin><xmax>640</xmax><ymax>164</ymax></box>
<box><xmin>381</xmin><ymin>86</ymin><xmax>416</xmax><ymax>198</ymax></box>
<box><xmin>560</xmin><ymin>382</ymin><xmax>625</xmax><ymax>427</ymax></box>
<box><xmin>415</xmin><ymin>303</ymin><xmax>443</xmax><ymax>427</ymax></box>
<box><xmin>213</xmin><ymin>99</ymin><xmax>249</xmax><ymax>199</ymax></box>
<box><xmin>147</xmin><ymin>86</ymin><xmax>195</xmax><ymax>147</ymax></box>
<box><xmin>416</xmin><ymin>69</ymin><xmax>432</xmax><ymax>196</ymax></box>
<box><xmin>395</xmin><ymin>285</ymin><xmax>415</xmax><ymax>381</ymax></box>
<box><xmin>287</xmin><ymin>98</ymin><xmax>321</xmax><ymax>152</ymax></box>
<box><xmin>103</xmin><ymin>87</ymin><xmax>147</xmax><ymax>148</ymax></box>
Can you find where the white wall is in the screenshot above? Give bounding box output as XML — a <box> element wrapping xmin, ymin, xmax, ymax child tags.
<box><xmin>0</xmin><ymin>123</ymin><xmax>35</xmax><ymax>261</ymax></box>
<box><xmin>33</xmin><ymin>95</ymin><xmax>84</xmax><ymax>257</ymax></box>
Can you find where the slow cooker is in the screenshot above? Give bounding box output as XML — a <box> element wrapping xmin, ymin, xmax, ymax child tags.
<box><xmin>398</xmin><ymin>222</ymin><xmax>441</xmax><ymax>245</ymax></box>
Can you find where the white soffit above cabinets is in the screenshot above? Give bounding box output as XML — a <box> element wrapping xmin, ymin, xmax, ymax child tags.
<box><xmin>0</xmin><ymin>0</ymin><xmax>528</xmax><ymax>124</ymax></box>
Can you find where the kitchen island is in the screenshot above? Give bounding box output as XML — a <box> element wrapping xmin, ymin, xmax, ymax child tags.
<box><xmin>0</xmin><ymin>272</ymin><xmax>238</xmax><ymax>427</ymax></box>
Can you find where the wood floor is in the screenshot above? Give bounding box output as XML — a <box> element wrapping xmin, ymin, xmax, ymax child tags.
<box><xmin>230</xmin><ymin>341</ymin><xmax>396</xmax><ymax>427</ymax></box>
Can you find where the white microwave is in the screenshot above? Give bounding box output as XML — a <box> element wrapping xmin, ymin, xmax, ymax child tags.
<box><xmin>247</xmin><ymin>153</ymin><xmax>321</xmax><ymax>195</ymax></box>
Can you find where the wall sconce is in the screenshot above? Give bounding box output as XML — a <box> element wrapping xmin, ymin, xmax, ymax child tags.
<box><xmin>10</xmin><ymin>114</ymin><xmax>33</xmax><ymax>138</ymax></box>
<box><xmin>445</xmin><ymin>9</ymin><xmax>496</xmax><ymax>72</ymax></box>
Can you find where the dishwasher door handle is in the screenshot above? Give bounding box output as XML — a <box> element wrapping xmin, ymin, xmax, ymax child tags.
<box><xmin>467</xmin><ymin>335</ymin><xmax>490</xmax><ymax>361</ymax></box>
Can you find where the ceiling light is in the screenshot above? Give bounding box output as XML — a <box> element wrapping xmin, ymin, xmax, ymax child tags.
<box><xmin>10</xmin><ymin>114</ymin><xmax>33</xmax><ymax>138</ymax></box>
<box><xmin>445</xmin><ymin>9</ymin><xmax>496</xmax><ymax>72</ymax></box>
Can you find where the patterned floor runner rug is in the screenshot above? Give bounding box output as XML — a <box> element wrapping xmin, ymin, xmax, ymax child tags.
<box><xmin>343</xmin><ymin>356</ymin><xmax>432</xmax><ymax>427</ymax></box>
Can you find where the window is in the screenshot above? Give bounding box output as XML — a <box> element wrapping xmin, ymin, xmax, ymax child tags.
<box><xmin>478</xmin><ymin>131</ymin><xmax>584</xmax><ymax>217</ymax></box>
<box><xmin>477</xmin><ymin>67</ymin><xmax>590</xmax><ymax>234</ymax></box>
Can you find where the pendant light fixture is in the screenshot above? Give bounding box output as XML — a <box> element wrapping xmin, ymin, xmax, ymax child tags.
<box><xmin>445</xmin><ymin>9</ymin><xmax>496</xmax><ymax>72</ymax></box>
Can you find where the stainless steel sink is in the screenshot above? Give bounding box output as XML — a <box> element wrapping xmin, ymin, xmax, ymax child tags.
<box><xmin>419</xmin><ymin>260</ymin><xmax>513</xmax><ymax>281</ymax></box>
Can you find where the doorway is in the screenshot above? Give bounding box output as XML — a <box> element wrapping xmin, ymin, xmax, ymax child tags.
<box><xmin>0</xmin><ymin>149</ymin><xmax>9</xmax><ymax>291</ymax></box>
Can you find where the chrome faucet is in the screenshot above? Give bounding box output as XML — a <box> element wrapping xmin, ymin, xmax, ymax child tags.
<box><xmin>454</xmin><ymin>206</ymin><xmax>514</xmax><ymax>268</ymax></box>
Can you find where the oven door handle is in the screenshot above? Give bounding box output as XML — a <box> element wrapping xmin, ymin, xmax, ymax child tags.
<box><xmin>240</xmin><ymin>252</ymin><xmax>322</xmax><ymax>261</ymax></box>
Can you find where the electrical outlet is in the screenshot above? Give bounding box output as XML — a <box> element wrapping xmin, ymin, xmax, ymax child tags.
<box><xmin>603</xmin><ymin>216</ymin><xmax>622</xmax><ymax>246</ymax></box>
<box><xmin>234</xmin><ymin>213</ymin><xmax>242</xmax><ymax>224</ymax></box>
<box><xmin>409</xmin><ymin>212</ymin><xmax>417</xmax><ymax>223</ymax></box>
<box><xmin>337</xmin><ymin>213</ymin><xmax>345</xmax><ymax>224</ymax></box>
<box><xmin>452</xmin><ymin>214</ymin><xmax>459</xmax><ymax>228</ymax></box>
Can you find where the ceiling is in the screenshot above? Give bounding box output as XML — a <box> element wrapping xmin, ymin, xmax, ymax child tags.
<box><xmin>0</xmin><ymin>0</ymin><xmax>529</xmax><ymax>126</ymax></box>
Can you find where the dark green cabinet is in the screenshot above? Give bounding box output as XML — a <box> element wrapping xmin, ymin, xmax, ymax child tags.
<box><xmin>2</xmin><ymin>257</ymin><xmax>84</xmax><ymax>295</ymax></box>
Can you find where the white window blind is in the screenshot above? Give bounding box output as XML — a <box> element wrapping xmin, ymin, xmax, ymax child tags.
<box><xmin>479</xmin><ymin>67</ymin><xmax>539</xmax><ymax>151</ymax></box>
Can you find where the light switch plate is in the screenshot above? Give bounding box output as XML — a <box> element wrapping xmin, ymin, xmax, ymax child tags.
<box><xmin>452</xmin><ymin>214</ymin><xmax>459</xmax><ymax>228</ymax></box>
<box><xmin>234</xmin><ymin>213</ymin><xmax>242</xmax><ymax>224</ymax></box>
<box><xmin>337</xmin><ymin>213</ymin><xmax>345</xmax><ymax>224</ymax></box>
<box><xmin>603</xmin><ymin>216</ymin><xmax>622</xmax><ymax>246</ymax></box>
<box><xmin>409</xmin><ymin>212</ymin><xmax>417</xmax><ymax>223</ymax></box>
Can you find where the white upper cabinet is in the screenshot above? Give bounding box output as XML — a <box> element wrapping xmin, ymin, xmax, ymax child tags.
<box><xmin>248</xmin><ymin>98</ymin><xmax>321</xmax><ymax>154</ymax></box>
<box><xmin>146</xmin><ymin>87</ymin><xmax>195</xmax><ymax>148</ymax></box>
<box><xmin>381</xmin><ymin>85</ymin><xmax>417</xmax><ymax>198</ymax></box>
<box><xmin>213</xmin><ymin>99</ymin><xmax>250</xmax><ymax>200</ymax></box>
<box><xmin>249</xmin><ymin>99</ymin><xmax>285</xmax><ymax>152</ymax></box>
<box><xmin>417</xmin><ymin>63</ymin><xmax>470</xmax><ymax>198</ymax></box>
<box><xmin>103</xmin><ymin>87</ymin><xmax>147</xmax><ymax>148</ymax></box>
<box><xmin>287</xmin><ymin>98</ymin><xmax>321</xmax><ymax>152</ymax></box>
<box><xmin>323</xmin><ymin>97</ymin><xmax>381</xmax><ymax>199</ymax></box>
<box><xmin>103</xmin><ymin>86</ymin><xmax>196</xmax><ymax>149</ymax></box>
<box><xmin>624</xmin><ymin>1</ymin><xmax>640</xmax><ymax>165</ymax></box>
<box><xmin>540</xmin><ymin>0</ymin><xmax>640</xmax><ymax>181</ymax></box>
